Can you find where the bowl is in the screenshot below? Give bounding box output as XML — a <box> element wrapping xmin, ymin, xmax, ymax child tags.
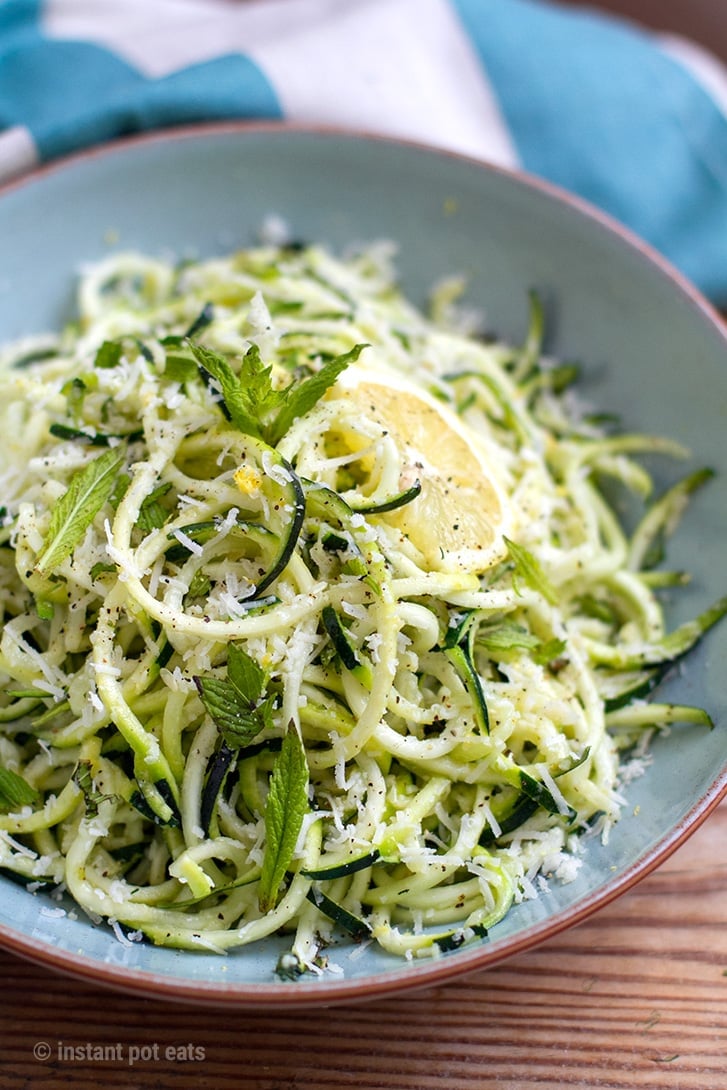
<box><xmin>1</xmin><ymin>123</ymin><xmax>726</xmax><ymax>1007</ymax></box>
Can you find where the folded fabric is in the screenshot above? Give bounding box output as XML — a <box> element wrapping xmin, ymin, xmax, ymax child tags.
<box><xmin>1</xmin><ymin>0</ymin><xmax>726</xmax><ymax>302</ymax></box>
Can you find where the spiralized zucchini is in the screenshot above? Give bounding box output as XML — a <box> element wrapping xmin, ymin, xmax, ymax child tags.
<box><xmin>0</xmin><ymin>240</ymin><xmax>723</xmax><ymax>974</ymax></box>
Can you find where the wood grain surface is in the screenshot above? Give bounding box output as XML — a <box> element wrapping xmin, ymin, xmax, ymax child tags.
<box><xmin>0</xmin><ymin>799</ymin><xmax>724</xmax><ymax>1090</ymax></box>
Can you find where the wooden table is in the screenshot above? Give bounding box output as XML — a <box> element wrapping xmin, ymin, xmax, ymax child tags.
<box><xmin>0</xmin><ymin>800</ymin><xmax>724</xmax><ymax>1089</ymax></box>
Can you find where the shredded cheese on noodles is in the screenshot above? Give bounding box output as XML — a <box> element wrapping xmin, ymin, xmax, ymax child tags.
<box><xmin>0</xmin><ymin>241</ymin><xmax>722</xmax><ymax>973</ymax></box>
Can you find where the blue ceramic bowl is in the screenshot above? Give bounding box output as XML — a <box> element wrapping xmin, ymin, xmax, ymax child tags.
<box><xmin>1</xmin><ymin>124</ymin><xmax>726</xmax><ymax>1007</ymax></box>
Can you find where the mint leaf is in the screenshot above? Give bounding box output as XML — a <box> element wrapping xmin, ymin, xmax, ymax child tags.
<box><xmin>532</xmin><ymin>637</ymin><xmax>568</xmax><ymax>666</ymax></box>
<box><xmin>72</xmin><ymin>759</ymin><xmax>107</xmax><ymax>818</ymax></box>
<box><xmin>109</xmin><ymin>472</ymin><xmax>131</xmax><ymax>510</ymax></box>
<box><xmin>267</xmin><ymin>343</ymin><xmax>368</xmax><ymax>445</ymax></box>
<box><xmin>479</xmin><ymin>622</ymin><xmax>540</xmax><ymax>653</ymax></box>
<box><xmin>227</xmin><ymin>641</ymin><xmax>266</xmax><ymax>701</ymax></box>
<box><xmin>0</xmin><ymin>767</ymin><xmax>39</xmax><ymax>811</ymax></box>
<box><xmin>259</xmin><ymin>723</ymin><xmax>309</xmax><ymax>912</ymax></box>
<box><xmin>164</xmin><ymin>355</ymin><xmax>198</xmax><ymax>383</ymax></box>
<box><xmin>137</xmin><ymin>481</ymin><xmax>173</xmax><ymax>532</ymax></box>
<box><xmin>188</xmin><ymin>342</ymin><xmax>263</xmax><ymax>438</ymax></box>
<box><xmin>187</xmin><ymin>569</ymin><xmax>210</xmax><ymax>598</ymax></box>
<box><xmin>477</xmin><ymin>624</ymin><xmax>565</xmax><ymax>667</ymax></box>
<box><xmin>90</xmin><ymin>561</ymin><xmax>117</xmax><ymax>579</ymax></box>
<box><xmin>35</xmin><ymin>598</ymin><xmax>54</xmax><ymax>620</ymax></box>
<box><xmin>193</xmin><ymin>644</ymin><xmax>274</xmax><ymax>747</ymax></box>
<box><xmin>194</xmin><ymin>676</ymin><xmax>273</xmax><ymax>745</ymax></box>
<box><xmin>94</xmin><ymin>340</ymin><xmax>123</xmax><ymax>369</ymax></box>
<box><xmin>188</xmin><ymin>339</ymin><xmax>366</xmax><ymax>446</ymax></box>
<box><xmin>238</xmin><ymin>343</ymin><xmax>286</xmax><ymax>421</ymax></box>
<box><xmin>504</xmin><ymin>536</ymin><xmax>558</xmax><ymax>605</ymax></box>
<box><xmin>36</xmin><ymin>447</ymin><xmax>125</xmax><ymax>575</ymax></box>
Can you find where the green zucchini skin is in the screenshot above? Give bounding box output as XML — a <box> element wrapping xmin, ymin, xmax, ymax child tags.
<box><xmin>305</xmin><ymin>887</ymin><xmax>371</xmax><ymax>940</ymax></box>
<box><xmin>350</xmin><ymin>480</ymin><xmax>422</xmax><ymax>515</ymax></box>
<box><xmin>479</xmin><ymin>795</ymin><xmax>540</xmax><ymax>845</ymax></box>
<box><xmin>199</xmin><ymin>740</ymin><xmax>235</xmax><ymax>836</ymax></box>
<box><xmin>444</xmin><ymin>643</ymin><xmax>490</xmax><ymax>735</ymax></box>
<box><xmin>301</xmin><ymin>849</ymin><xmax>380</xmax><ymax>880</ymax></box>
<box><xmin>253</xmin><ymin>450</ymin><xmax>306</xmax><ymax>596</ymax></box>
<box><xmin>165</xmin><ymin>445</ymin><xmax>306</xmax><ymax>599</ymax></box>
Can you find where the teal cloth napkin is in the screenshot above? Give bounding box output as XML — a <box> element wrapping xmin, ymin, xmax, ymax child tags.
<box><xmin>2</xmin><ymin>0</ymin><xmax>726</xmax><ymax>301</ymax></box>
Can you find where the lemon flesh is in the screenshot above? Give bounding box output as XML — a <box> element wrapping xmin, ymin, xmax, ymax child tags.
<box><xmin>333</xmin><ymin>370</ymin><xmax>509</xmax><ymax>574</ymax></box>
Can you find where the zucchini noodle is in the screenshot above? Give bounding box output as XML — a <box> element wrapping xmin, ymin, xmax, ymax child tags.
<box><xmin>0</xmin><ymin>240</ymin><xmax>723</xmax><ymax>974</ymax></box>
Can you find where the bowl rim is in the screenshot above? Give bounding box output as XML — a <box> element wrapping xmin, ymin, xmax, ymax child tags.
<box><xmin>1</xmin><ymin>119</ymin><xmax>726</xmax><ymax>1008</ymax></box>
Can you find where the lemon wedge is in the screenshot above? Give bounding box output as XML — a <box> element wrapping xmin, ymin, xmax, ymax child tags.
<box><xmin>330</xmin><ymin>366</ymin><xmax>509</xmax><ymax>574</ymax></box>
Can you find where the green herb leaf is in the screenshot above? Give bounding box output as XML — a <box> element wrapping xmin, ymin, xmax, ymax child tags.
<box><xmin>186</xmin><ymin>569</ymin><xmax>210</xmax><ymax>598</ymax></box>
<box><xmin>532</xmin><ymin>637</ymin><xmax>568</xmax><ymax>666</ymax></box>
<box><xmin>164</xmin><ymin>354</ymin><xmax>198</xmax><ymax>383</ymax></box>
<box><xmin>504</xmin><ymin>536</ymin><xmax>558</xmax><ymax>605</ymax></box>
<box><xmin>193</xmin><ymin>644</ymin><xmax>274</xmax><ymax>748</ymax></box>
<box><xmin>188</xmin><ymin>340</ymin><xmax>367</xmax><ymax>445</ymax></box>
<box><xmin>94</xmin><ymin>340</ymin><xmax>123</xmax><ymax>370</ymax></box>
<box><xmin>35</xmin><ymin>598</ymin><xmax>54</xmax><ymax>620</ymax></box>
<box><xmin>137</xmin><ymin>482</ymin><xmax>173</xmax><ymax>532</ymax></box>
<box><xmin>259</xmin><ymin>723</ymin><xmax>309</xmax><ymax>912</ymax></box>
<box><xmin>228</xmin><ymin>640</ymin><xmax>266</xmax><ymax>700</ymax></box>
<box><xmin>188</xmin><ymin>342</ymin><xmax>263</xmax><ymax>438</ymax></box>
<box><xmin>90</xmin><ymin>561</ymin><xmax>117</xmax><ymax>579</ymax></box>
<box><xmin>267</xmin><ymin>343</ymin><xmax>368</xmax><ymax>445</ymax></box>
<box><xmin>238</xmin><ymin>343</ymin><xmax>286</xmax><ymax>421</ymax></box>
<box><xmin>478</xmin><ymin>622</ymin><xmax>540</xmax><ymax>653</ymax></box>
<box><xmin>72</xmin><ymin>760</ymin><xmax>106</xmax><ymax>818</ymax></box>
<box><xmin>0</xmin><ymin>767</ymin><xmax>39</xmax><ymax>811</ymax></box>
<box><xmin>194</xmin><ymin>676</ymin><xmax>274</xmax><ymax>745</ymax></box>
<box><xmin>476</xmin><ymin>624</ymin><xmax>566</xmax><ymax>668</ymax></box>
<box><xmin>36</xmin><ymin>448</ymin><xmax>126</xmax><ymax>575</ymax></box>
<box><xmin>109</xmin><ymin>472</ymin><xmax>131</xmax><ymax>510</ymax></box>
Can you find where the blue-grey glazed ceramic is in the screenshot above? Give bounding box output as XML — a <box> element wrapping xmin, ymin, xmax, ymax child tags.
<box><xmin>1</xmin><ymin>125</ymin><xmax>726</xmax><ymax>1007</ymax></box>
